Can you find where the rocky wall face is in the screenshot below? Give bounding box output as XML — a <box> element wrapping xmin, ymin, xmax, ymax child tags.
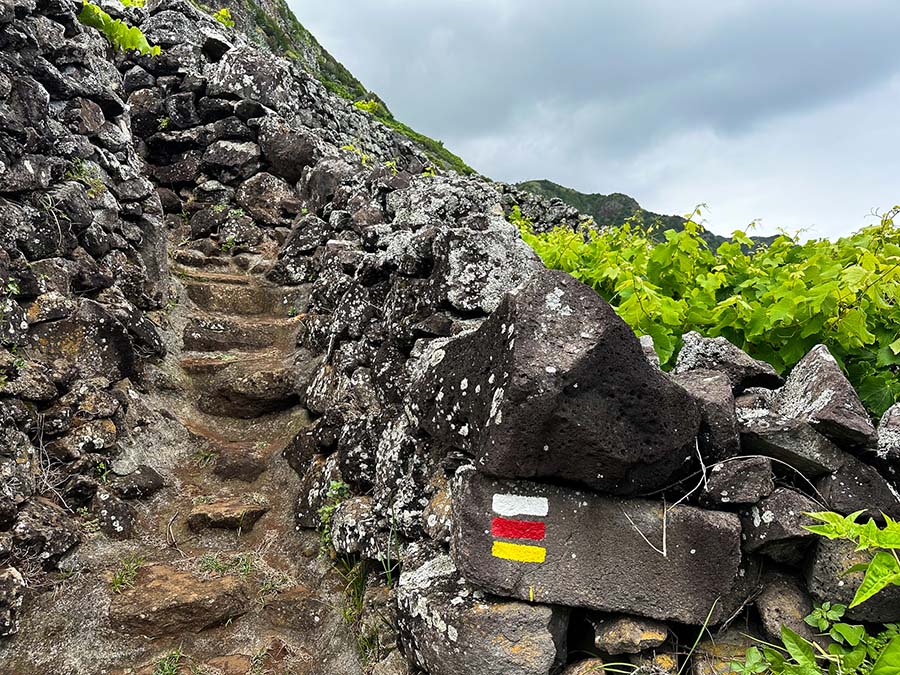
<box><xmin>0</xmin><ymin>0</ymin><xmax>172</xmax><ymax>637</ymax></box>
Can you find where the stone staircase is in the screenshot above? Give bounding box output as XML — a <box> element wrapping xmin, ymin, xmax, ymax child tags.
<box><xmin>1</xmin><ymin>238</ymin><xmax>366</xmax><ymax>674</ymax></box>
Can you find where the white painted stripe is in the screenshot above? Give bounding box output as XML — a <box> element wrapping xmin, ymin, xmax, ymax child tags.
<box><xmin>492</xmin><ymin>493</ymin><xmax>549</xmax><ymax>518</ymax></box>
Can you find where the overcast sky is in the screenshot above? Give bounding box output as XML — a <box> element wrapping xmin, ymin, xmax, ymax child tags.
<box><xmin>291</xmin><ymin>1</ymin><xmax>900</xmax><ymax>238</ymax></box>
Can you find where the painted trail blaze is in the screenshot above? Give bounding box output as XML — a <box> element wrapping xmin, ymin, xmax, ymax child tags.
<box><xmin>490</xmin><ymin>493</ymin><xmax>548</xmax><ymax>564</ymax></box>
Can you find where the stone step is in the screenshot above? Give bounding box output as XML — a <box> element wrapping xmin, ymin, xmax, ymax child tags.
<box><xmin>182</xmin><ymin>314</ymin><xmax>303</xmax><ymax>352</ymax></box>
<box><xmin>183</xmin><ymin>279</ymin><xmax>306</xmax><ymax>317</ymax></box>
<box><xmin>171</xmin><ymin>248</ymin><xmax>231</xmax><ymax>270</ymax></box>
<box><xmin>179</xmin><ymin>350</ymin><xmax>299</xmax><ymax>419</ymax></box>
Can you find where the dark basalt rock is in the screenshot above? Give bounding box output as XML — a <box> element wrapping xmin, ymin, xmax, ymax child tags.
<box><xmin>773</xmin><ymin>344</ymin><xmax>876</xmax><ymax>448</ymax></box>
<box><xmin>816</xmin><ymin>454</ymin><xmax>900</xmax><ymax>519</ymax></box>
<box><xmin>740</xmin><ymin>488</ymin><xmax>818</xmax><ymax>566</ymax></box>
<box><xmin>11</xmin><ymin>499</ymin><xmax>80</xmax><ymax>569</ymax></box>
<box><xmin>738</xmin><ymin>410</ymin><xmax>846</xmax><ymax>479</ymax></box>
<box><xmin>452</xmin><ymin>470</ymin><xmax>742</xmax><ymax>625</ymax></box>
<box><xmin>0</xmin><ymin>567</ymin><xmax>24</xmax><ymax>637</ymax></box>
<box><xmin>675</xmin><ymin>331</ymin><xmax>782</xmax><ymax>391</ymax></box>
<box><xmin>674</xmin><ymin>369</ymin><xmax>740</xmax><ymax>460</ymax></box>
<box><xmin>110</xmin><ymin>464</ymin><xmax>164</xmax><ymax>500</ymax></box>
<box><xmin>397</xmin><ymin>548</ymin><xmax>569</xmax><ymax>675</ymax></box>
<box><xmin>699</xmin><ymin>457</ymin><xmax>774</xmax><ymax>507</ymax></box>
<box><xmin>27</xmin><ymin>299</ymin><xmax>138</xmax><ymax>381</ymax></box>
<box><xmin>415</xmin><ymin>270</ymin><xmax>701</xmax><ymax>495</ymax></box>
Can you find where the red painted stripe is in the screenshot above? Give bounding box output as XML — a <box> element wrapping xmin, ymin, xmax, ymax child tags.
<box><xmin>491</xmin><ymin>517</ymin><xmax>546</xmax><ymax>541</ymax></box>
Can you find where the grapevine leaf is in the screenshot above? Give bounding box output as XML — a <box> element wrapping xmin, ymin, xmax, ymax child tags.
<box><xmin>849</xmin><ymin>551</ymin><xmax>900</xmax><ymax>608</ymax></box>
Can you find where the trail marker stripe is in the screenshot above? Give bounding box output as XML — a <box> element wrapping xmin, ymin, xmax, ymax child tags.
<box><xmin>492</xmin><ymin>541</ymin><xmax>547</xmax><ymax>564</ymax></box>
<box><xmin>492</xmin><ymin>493</ymin><xmax>549</xmax><ymax>518</ymax></box>
<box><xmin>491</xmin><ymin>517</ymin><xmax>545</xmax><ymax>541</ymax></box>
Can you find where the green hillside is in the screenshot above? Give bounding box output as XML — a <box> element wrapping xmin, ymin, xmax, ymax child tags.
<box><xmin>518</xmin><ymin>179</ymin><xmax>776</xmax><ymax>249</ymax></box>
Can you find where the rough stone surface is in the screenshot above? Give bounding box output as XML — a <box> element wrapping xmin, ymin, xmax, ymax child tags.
<box><xmin>416</xmin><ymin>271</ymin><xmax>701</xmax><ymax>495</ymax></box>
<box><xmin>816</xmin><ymin>454</ymin><xmax>900</xmax><ymax>518</ymax></box>
<box><xmin>452</xmin><ymin>470</ymin><xmax>742</xmax><ymax>624</ymax></box>
<box><xmin>773</xmin><ymin>344</ymin><xmax>876</xmax><ymax>447</ymax></box>
<box><xmin>109</xmin><ymin>564</ymin><xmax>251</xmax><ymax>637</ymax></box>
<box><xmin>738</xmin><ymin>410</ymin><xmax>847</xmax><ymax>478</ymax></box>
<box><xmin>741</xmin><ymin>488</ymin><xmax>818</xmax><ymax>565</ymax></box>
<box><xmin>674</xmin><ymin>369</ymin><xmax>740</xmax><ymax>460</ymax></box>
<box><xmin>0</xmin><ymin>567</ymin><xmax>24</xmax><ymax>637</ymax></box>
<box><xmin>397</xmin><ymin>551</ymin><xmax>568</xmax><ymax>675</ymax></box>
<box><xmin>675</xmin><ymin>332</ymin><xmax>782</xmax><ymax>390</ymax></box>
<box><xmin>187</xmin><ymin>496</ymin><xmax>269</xmax><ymax>532</ymax></box>
<box><xmin>699</xmin><ymin>457</ymin><xmax>774</xmax><ymax>507</ymax></box>
<box><xmin>808</xmin><ymin>538</ymin><xmax>900</xmax><ymax>622</ymax></box>
<box><xmin>589</xmin><ymin>614</ymin><xmax>668</xmax><ymax>655</ymax></box>
<box><xmin>755</xmin><ymin>573</ymin><xmax>816</xmax><ymax>644</ymax></box>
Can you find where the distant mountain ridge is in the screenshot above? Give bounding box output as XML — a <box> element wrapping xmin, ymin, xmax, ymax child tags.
<box><xmin>517</xmin><ymin>179</ymin><xmax>777</xmax><ymax>249</ymax></box>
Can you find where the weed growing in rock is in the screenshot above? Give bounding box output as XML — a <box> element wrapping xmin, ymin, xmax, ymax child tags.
<box><xmin>421</xmin><ymin>165</ymin><xmax>437</xmax><ymax>177</ymax></box>
<box><xmin>78</xmin><ymin>1</ymin><xmax>161</xmax><ymax>56</ymax></box>
<box><xmin>157</xmin><ymin>116</ymin><xmax>170</xmax><ymax>131</ymax></box>
<box><xmin>317</xmin><ymin>480</ymin><xmax>350</xmax><ymax>554</ymax></box>
<box><xmin>65</xmin><ymin>159</ymin><xmax>107</xmax><ymax>198</ymax></box>
<box><xmin>153</xmin><ymin>648</ymin><xmax>184</xmax><ymax>675</ymax></box>
<box><xmin>220</xmin><ymin>236</ymin><xmax>236</xmax><ymax>253</ymax></box>
<box><xmin>197</xmin><ymin>552</ymin><xmax>257</xmax><ymax>578</ymax></box>
<box><xmin>340</xmin><ymin>143</ymin><xmax>370</xmax><ymax>167</ymax></box>
<box><xmin>110</xmin><ymin>554</ymin><xmax>144</xmax><ymax>593</ymax></box>
<box><xmin>212</xmin><ymin>7</ymin><xmax>235</xmax><ymax>28</ymax></box>
<box><xmin>192</xmin><ymin>447</ymin><xmax>217</xmax><ymax>468</ymax></box>
<box><xmin>521</xmin><ymin>205</ymin><xmax>900</xmax><ymax>415</ymax></box>
<box><xmin>732</xmin><ymin>604</ymin><xmax>900</xmax><ymax>675</ymax></box>
<box><xmin>76</xmin><ymin>507</ymin><xmax>100</xmax><ymax>534</ymax></box>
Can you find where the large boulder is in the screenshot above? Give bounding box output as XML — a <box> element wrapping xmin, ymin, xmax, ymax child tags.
<box><xmin>772</xmin><ymin>345</ymin><xmax>876</xmax><ymax>447</ymax></box>
<box><xmin>397</xmin><ymin>551</ymin><xmax>568</xmax><ymax>675</ymax></box>
<box><xmin>451</xmin><ymin>470</ymin><xmax>742</xmax><ymax>624</ymax></box>
<box><xmin>815</xmin><ymin>454</ymin><xmax>900</xmax><ymax>519</ymax></box>
<box><xmin>414</xmin><ymin>271</ymin><xmax>701</xmax><ymax>495</ymax></box>
<box><xmin>741</xmin><ymin>488</ymin><xmax>818</xmax><ymax>565</ymax></box>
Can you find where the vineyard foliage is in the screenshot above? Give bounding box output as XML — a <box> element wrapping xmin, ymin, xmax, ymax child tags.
<box><xmin>78</xmin><ymin>1</ymin><xmax>161</xmax><ymax>56</ymax></box>
<box><xmin>517</xmin><ymin>205</ymin><xmax>900</xmax><ymax>416</ymax></box>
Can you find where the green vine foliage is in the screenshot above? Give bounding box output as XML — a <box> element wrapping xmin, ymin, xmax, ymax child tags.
<box><xmin>519</xmin><ymin>205</ymin><xmax>900</xmax><ymax>416</ymax></box>
<box><xmin>78</xmin><ymin>1</ymin><xmax>161</xmax><ymax>56</ymax></box>
<box><xmin>731</xmin><ymin>513</ymin><xmax>900</xmax><ymax>675</ymax></box>
<box><xmin>804</xmin><ymin>511</ymin><xmax>900</xmax><ymax>608</ymax></box>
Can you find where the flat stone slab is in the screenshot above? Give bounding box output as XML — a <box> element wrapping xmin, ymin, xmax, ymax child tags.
<box><xmin>451</xmin><ymin>470</ymin><xmax>742</xmax><ymax>625</ymax></box>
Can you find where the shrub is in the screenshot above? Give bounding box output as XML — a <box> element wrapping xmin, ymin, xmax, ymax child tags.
<box><xmin>212</xmin><ymin>7</ymin><xmax>234</xmax><ymax>28</ymax></box>
<box><xmin>731</xmin><ymin>512</ymin><xmax>900</xmax><ymax>674</ymax></box>
<box><xmin>77</xmin><ymin>1</ymin><xmax>161</xmax><ymax>56</ymax></box>
<box><xmin>520</xmin><ymin>205</ymin><xmax>900</xmax><ymax>415</ymax></box>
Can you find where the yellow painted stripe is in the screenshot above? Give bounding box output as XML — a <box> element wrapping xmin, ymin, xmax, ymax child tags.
<box><xmin>492</xmin><ymin>541</ymin><xmax>546</xmax><ymax>564</ymax></box>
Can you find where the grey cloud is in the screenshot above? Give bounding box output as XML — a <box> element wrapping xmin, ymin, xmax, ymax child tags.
<box><xmin>293</xmin><ymin>1</ymin><xmax>900</xmax><ymax>236</ymax></box>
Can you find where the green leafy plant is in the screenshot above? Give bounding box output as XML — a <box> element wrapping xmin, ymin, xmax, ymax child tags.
<box><xmin>318</xmin><ymin>480</ymin><xmax>350</xmax><ymax>553</ymax></box>
<box><xmin>78</xmin><ymin>1</ymin><xmax>161</xmax><ymax>56</ymax></box>
<box><xmin>121</xmin><ymin>0</ymin><xmax>144</xmax><ymax>7</ymax></box>
<box><xmin>520</xmin><ymin>205</ymin><xmax>900</xmax><ymax>415</ymax></box>
<box><xmin>212</xmin><ymin>7</ymin><xmax>235</xmax><ymax>28</ymax></box>
<box><xmin>153</xmin><ymin>648</ymin><xmax>184</xmax><ymax>675</ymax></box>
<box><xmin>340</xmin><ymin>143</ymin><xmax>370</xmax><ymax>167</ymax></box>
<box><xmin>220</xmin><ymin>236</ymin><xmax>236</xmax><ymax>253</ymax></box>
<box><xmin>110</xmin><ymin>554</ymin><xmax>144</xmax><ymax>593</ymax></box>
<box><xmin>422</xmin><ymin>165</ymin><xmax>437</xmax><ymax>178</ymax></box>
<box><xmin>731</xmin><ymin>604</ymin><xmax>900</xmax><ymax>675</ymax></box>
<box><xmin>804</xmin><ymin>511</ymin><xmax>900</xmax><ymax>608</ymax></box>
<box><xmin>157</xmin><ymin>116</ymin><xmax>170</xmax><ymax>130</ymax></box>
<box><xmin>65</xmin><ymin>159</ymin><xmax>107</xmax><ymax>198</ymax></box>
